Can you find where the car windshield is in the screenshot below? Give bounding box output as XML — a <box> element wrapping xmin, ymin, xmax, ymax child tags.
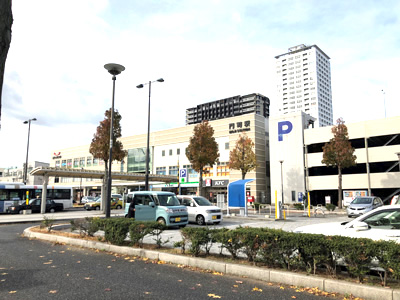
<box><xmin>157</xmin><ymin>195</ymin><xmax>180</xmax><ymax>206</ymax></box>
<box><xmin>352</xmin><ymin>197</ymin><xmax>372</xmax><ymax>205</ymax></box>
<box><xmin>193</xmin><ymin>196</ymin><xmax>212</xmax><ymax>206</ymax></box>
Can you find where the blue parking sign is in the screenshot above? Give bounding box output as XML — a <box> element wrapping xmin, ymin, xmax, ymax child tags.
<box><xmin>179</xmin><ymin>168</ymin><xmax>187</xmax><ymax>178</ymax></box>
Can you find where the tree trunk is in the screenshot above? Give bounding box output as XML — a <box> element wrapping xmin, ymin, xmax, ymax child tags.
<box><xmin>0</xmin><ymin>0</ymin><xmax>13</xmax><ymax>128</ymax></box>
<box><xmin>198</xmin><ymin>168</ymin><xmax>203</xmax><ymax>196</ymax></box>
<box><xmin>338</xmin><ymin>166</ymin><xmax>342</xmax><ymax>209</ymax></box>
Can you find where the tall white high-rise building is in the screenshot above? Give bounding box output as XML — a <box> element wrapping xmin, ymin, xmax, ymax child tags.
<box><xmin>275</xmin><ymin>44</ymin><xmax>333</xmax><ymax>127</ymax></box>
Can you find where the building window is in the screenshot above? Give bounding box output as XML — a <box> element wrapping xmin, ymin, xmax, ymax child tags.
<box><xmin>55</xmin><ymin>160</ymin><xmax>60</xmax><ymax>168</ymax></box>
<box><xmin>177</xmin><ymin>148</ymin><xmax>180</xmax><ymax>155</ymax></box>
<box><xmin>86</xmin><ymin>157</ymin><xmax>92</xmax><ymax>167</ymax></box>
<box><xmin>156</xmin><ymin>167</ymin><xmax>166</xmax><ymax>175</ymax></box>
<box><xmin>93</xmin><ymin>158</ymin><xmax>99</xmax><ymax>166</ymax></box>
<box><xmin>62</xmin><ymin>160</ymin><xmax>67</xmax><ymax>167</ymax></box>
<box><xmin>162</xmin><ymin>150</ymin><xmax>165</xmax><ymax>157</ymax></box>
<box><xmin>67</xmin><ymin>159</ymin><xmax>72</xmax><ymax>168</ymax></box>
<box><xmin>79</xmin><ymin>157</ymin><xmax>85</xmax><ymax>167</ymax></box>
<box><xmin>225</xmin><ymin>142</ymin><xmax>229</xmax><ymax>150</ymax></box>
<box><xmin>169</xmin><ymin>166</ymin><xmax>178</xmax><ymax>176</ymax></box>
<box><xmin>73</xmin><ymin>158</ymin><xmax>79</xmax><ymax>168</ymax></box>
<box><xmin>203</xmin><ymin>166</ymin><xmax>213</xmax><ymax>177</ymax></box>
<box><xmin>169</xmin><ymin>149</ymin><xmax>173</xmax><ymax>156</ymax></box>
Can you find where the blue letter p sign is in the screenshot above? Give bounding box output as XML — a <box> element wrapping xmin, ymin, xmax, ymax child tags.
<box><xmin>278</xmin><ymin>121</ymin><xmax>293</xmax><ymax>141</ymax></box>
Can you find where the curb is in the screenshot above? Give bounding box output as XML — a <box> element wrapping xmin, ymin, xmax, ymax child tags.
<box><xmin>23</xmin><ymin>227</ymin><xmax>397</xmax><ymax>300</ymax></box>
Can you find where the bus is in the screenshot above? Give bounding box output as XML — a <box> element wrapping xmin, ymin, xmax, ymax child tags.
<box><xmin>0</xmin><ymin>182</ymin><xmax>73</xmax><ymax>213</ymax></box>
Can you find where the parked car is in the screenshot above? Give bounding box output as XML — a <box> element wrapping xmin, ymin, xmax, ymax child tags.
<box><xmin>7</xmin><ymin>199</ymin><xmax>64</xmax><ymax>214</ymax></box>
<box><xmin>81</xmin><ymin>196</ymin><xmax>96</xmax><ymax>203</ymax></box>
<box><xmin>177</xmin><ymin>195</ymin><xmax>223</xmax><ymax>225</ymax></box>
<box><xmin>294</xmin><ymin>205</ymin><xmax>400</xmax><ymax>242</ymax></box>
<box><xmin>125</xmin><ymin>191</ymin><xmax>188</xmax><ymax>228</ymax></box>
<box><xmin>346</xmin><ymin>196</ymin><xmax>383</xmax><ymax>217</ymax></box>
<box><xmin>84</xmin><ymin>197</ymin><xmax>123</xmax><ymax>210</ymax></box>
<box><xmin>391</xmin><ymin>195</ymin><xmax>400</xmax><ymax>205</ymax></box>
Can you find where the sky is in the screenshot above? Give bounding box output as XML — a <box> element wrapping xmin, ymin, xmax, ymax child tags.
<box><xmin>1</xmin><ymin>0</ymin><xmax>399</xmax><ymax>168</ymax></box>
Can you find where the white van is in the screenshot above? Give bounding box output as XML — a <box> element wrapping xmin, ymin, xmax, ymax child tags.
<box><xmin>177</xmin><ymin>195</ymin><xmax>223</xmax><ymax>225</ymax></box>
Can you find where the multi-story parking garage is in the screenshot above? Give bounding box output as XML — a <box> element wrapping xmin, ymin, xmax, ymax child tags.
<box><xmin>270</xmin><ymin>112</ymin><xmax>400</xmax><ymax>206</ymax></box>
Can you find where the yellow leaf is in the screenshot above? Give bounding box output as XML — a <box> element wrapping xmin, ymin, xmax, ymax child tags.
<box><xmin>49</xmin><ymin>290</ymin><xmax>58</xmax><ymax>294</ymax></box>
<box><xmin>144</xmin><ymin>292</ymin><xmax>151</xmax><ymax>295</ymax></box>
<box><xmin>84</xmin><ymin>277</ymin><xmax>91</xmax><ymax>280</ymax></box>
<box><xmin>252</xmin><ymin>287</ymin><xmax>262</xmax><ymax>292</ymax></box>
<box><xmin>1</xmin><ymin>279</ymin><xmax>5</xmax><ymax>282</ymax></box>
<box><xmin>212</xmin><ymin>271</ymin><xmax>223</xmax><ymax>276</ymax></box>
<box><xmin>77</xmin><ymin>261</ymin><xmax>81</xmax><ymax>264</ymax></box>
<box><xmin>107</xmin><ymin>266</ymin><xmax>112</xmax><ymax>269</ymax></box>
<box><xmin>157</xmin><ymin>261</ymin><xmax>166</xmax><ymax>264</ymax></box>
<box><xmin>9</xmin><ymin>291</ymin><xmax>17</xmax><ymax>294</ymax></box>
<box><xmin>208</xmin><ymin>294</ymin><xmax>221</xmax><ymax>298</ymax></box>
<box><xmin>233</xmin><ymin>285</ymin><xmax>238</xmax><ymax>288</ymax></box>
<box><xmin>129</xmin><ymin>260</ymin><xmax>135</xmax><ymax>262</ymax></box>
<box><xmin>1</xmin><ymin>273</ymin><xmax>8</xmax><ymax>275</ymax></box>
<box><xmin>291</xmin><ymin>297</ymin><xmax>296</xmax><ymax>299</ymax></box>
<box><xmin>236</xmin><ymin>281</ymin><xmax>243</xmax><ymax>284</ymax></box>
<box><xmin>280</xmin><ymin>286</ymin><xmax>285</xmax><ymax>290</ymax></box>
<box><xmin>43</xmin><ymin>262</ymin><xmax>52</xmax><ymax>265</ymax></box>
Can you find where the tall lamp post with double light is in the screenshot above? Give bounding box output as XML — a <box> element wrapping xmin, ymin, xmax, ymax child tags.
<box><xmin>23</xmin><ymin>118</ymin><xmax>37</xmax><ymax>185</ymax></box>
<box><xmin>104</xmin><ymin>63</ymin><xmax>125</xmax><ymax>218</ymax></box>
<box><xmin>136</xmin><ymin>78</ymin><xmax>164</xmax><ymax>191</ymax></box>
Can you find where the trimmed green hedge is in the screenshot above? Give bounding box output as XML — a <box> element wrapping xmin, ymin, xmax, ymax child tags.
<box><xmin>176</xmin><ymin>226</ymin><xmax>400</xmax><ymax>285</ymax></box>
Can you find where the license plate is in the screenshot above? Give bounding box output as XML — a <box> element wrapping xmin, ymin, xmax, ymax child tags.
<box><xmin>175</xmin><ymin>217</ymin><xmax>181</xmax><ymax>222</ymax></box>
<box><xmin>212</xmin><ymin>215</ymin><xmax>217</xmax><ymax>220</ymax></box>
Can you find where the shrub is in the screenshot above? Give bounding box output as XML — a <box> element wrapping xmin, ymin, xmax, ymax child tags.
<box><xmin>293</xmin><ymin>203</ymin><xmax>304</xmax><ymax>210</ymax></box>
<box><xmin>180</xmin><ymin>227</ymin><xmax>213</xmax><ymax>257</ymax></box>
<box><xmin>70</xmin><ymin>217</ymin><xmax>100</xmax><ymax>237</ymax></box>
<box><xmin>41</xmin><ymin>216</ymin><xmax>56</xmax><ymax>232</ymax></box>
<box><xmin>129</xmin><ymin>221</ymin><xmax>155</xmax><ymax>247</ymax></box>
<box><xmin>97</xmin><ymin>218</ymin><xmax>134</xmax><ymax>246</ymax></box>
<box><xmin>326</xmin><ymin>204</ymin><xmax>336</xmax><ymax>211</ymax></box>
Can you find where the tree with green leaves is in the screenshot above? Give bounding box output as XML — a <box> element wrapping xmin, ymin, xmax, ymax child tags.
<box><xmin>321</xmin><ymin>118</ymin><xmax>356</xmax><ymax>209</ymax></box>
<box><xmin>89</xmin><ymin>108</ymin><xmax>127</xmax><ymax>211</ymax></box>
<box><xmin>186</xmin><ymin>121</ymin><xmax>219</xmax><ymax>197</ymax></box>
<box><xmin>229</xmin><ymin>134</ymin><xmax>258</xmax><ymax>180</ymax></box>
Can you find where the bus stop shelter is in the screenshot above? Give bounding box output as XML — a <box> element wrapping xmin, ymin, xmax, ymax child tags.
<box><xmin>227</xmin><ymin>179</ymin><xmax>255</xmax><ymax>217</ymax></box>
<box><xmin>30</xmin><ymin>166</ymin><xmax>177</xmax><ymax>214</ymax></box>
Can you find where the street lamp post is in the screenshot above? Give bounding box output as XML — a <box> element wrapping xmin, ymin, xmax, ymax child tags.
<box><xmin>136</xmin><ymin>78</ymin><xmax>164</xmax><ymax>191</ymax></box>
<box><xmin>23</xmin><ymin>118</ymin><xmax>37</xmax><ymax>185</ymax></box>
<box><xmin>279</xmin><ymin>160</ymin><xmax>284</xmax><ymax>204</ymax></box>
<box><xmin>104</xmin><ymin>63</ymin><xmax>125</xmax><ymax>218</ymax></box>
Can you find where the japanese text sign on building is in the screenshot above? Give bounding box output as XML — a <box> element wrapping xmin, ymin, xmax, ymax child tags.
<box><xmin>229</xmin><ymin>120</ymin><xmax>251</xmax><ymax>134</ymax></box>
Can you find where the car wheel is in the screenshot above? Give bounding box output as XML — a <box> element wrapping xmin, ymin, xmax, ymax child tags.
<box><xmin>196</xmin><ymin>215</ymin><xmax>205</xmax><ymax>225</ymax></box>
<box><xmin>19</xmin><ymin>210</ymin><xmax>23</xmax><ymax>214</ymax></box>
<box><xmin>157</xmin><ymin>218</ymin><xmax>166</xmax><ymax>225</ymax></box>
<box><xmin>116</xmin><ymin>205</ymin><xmax>122</xmax><ymax>209</ymax></box>
<box><xmin>95</xmin><ymin>206</ymin><xmax>100</xmax><ymax>210</ymax></box>
<box><xmin>50</xmin><ymin>208</ymin><xmax>55</xmax><ymax>213</ymax></box>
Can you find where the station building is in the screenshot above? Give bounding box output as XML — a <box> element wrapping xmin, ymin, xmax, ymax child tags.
<box><xmin>48</xmin><ymin>110</ymin><xmax>270</xmax><ymax>203</ymax></box>
<box><xmin>270</xmin><ymin>112</ymin><xmax>400</xmax><ymax>206</ymax></box>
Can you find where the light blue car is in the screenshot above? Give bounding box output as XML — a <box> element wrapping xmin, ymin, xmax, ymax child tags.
<box><xmin>125</xmin><ymin>191</ymin><xmax>188</xmax><ymax>228</ymax></box>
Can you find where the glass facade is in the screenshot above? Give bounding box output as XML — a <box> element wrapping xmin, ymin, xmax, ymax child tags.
<box><xmin>127</xmin><ymin>147</ymin><xmax>152</xmax><ymax>173</ymax></box>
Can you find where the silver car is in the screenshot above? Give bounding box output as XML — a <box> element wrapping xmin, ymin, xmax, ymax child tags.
<box><xmin>346</xmin><ymin>196</ymin><xmax>383</xmax><ymax>218</ymax></box>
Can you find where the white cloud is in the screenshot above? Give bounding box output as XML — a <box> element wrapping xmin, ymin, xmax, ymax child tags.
<box><xmin>1</xmin><ymin>0</ymin><xmax>400</xmax><ymax>167</ymax></box>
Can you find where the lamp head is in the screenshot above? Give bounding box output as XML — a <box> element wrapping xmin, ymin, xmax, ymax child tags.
<box><xmin>157</xmin><ymin>78</ymin><xmax>164</xmax><ymax>83</ymax></box>
<box><xmin>136</xmin><ymin>84</ymin><xmax>144</xmax><ymax>89</ymax></box>
<box><xmin>104</xmin><ymin>63</ymin><xmax>125</xmax><ymax>76</ymax></box>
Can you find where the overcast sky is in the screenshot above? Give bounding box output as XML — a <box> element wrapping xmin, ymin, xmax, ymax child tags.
<box><xmin>1</xmin><ymin>0</ymin><xmax>399</xmax><ymax>168</ymax></box>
